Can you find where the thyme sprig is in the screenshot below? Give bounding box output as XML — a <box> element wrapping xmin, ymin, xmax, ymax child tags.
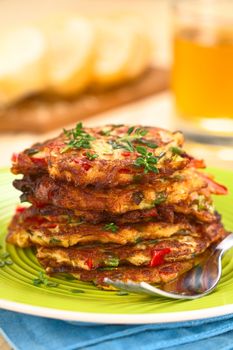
<box><xmin>107</xmin><ymin>127</ymin><xmax>152</xmax><ymax>152</ymax></box>
<box><xmin>61</xmin><ymin>123</ymin><xmax>95</xmax><ymax>153</ymax></box>
<box><xmin>134</xmin><ymin>146</ymin><xmax>159</xmax><ymax>174</ymax></box>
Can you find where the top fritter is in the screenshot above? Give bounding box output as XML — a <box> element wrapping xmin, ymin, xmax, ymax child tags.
<box><xmin>11</xmin><ymin>124</ymin><xmax>205</xmax><ymax>188</ymax></box>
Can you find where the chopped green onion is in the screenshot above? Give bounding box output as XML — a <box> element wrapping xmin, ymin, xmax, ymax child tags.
<box><xmin>103</xmin><ymin>223</ymin><xmax>119</xmax><ymax>233</ymax></box>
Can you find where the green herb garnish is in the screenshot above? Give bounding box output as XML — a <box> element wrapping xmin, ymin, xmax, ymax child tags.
<box><xmin>134</xmin><ymin>146</ymin><xmax>159</xmax><ymax>174</ymax></box>
<box><xmin>148</xmin><ymin>239</ymin><xmax>159</xmax><ymax>244</ymax></box>
<box><xmin>61</xmin><ymin>273</ymin><xmax>77</xmax><ymax>281</ymax></box>
<box><xmin>0</xmin><ymin>249</ymin><xmax>13</xmax><ymax>268</ymax></box>
<box><xmin>99</xmin><ymin>129</ymin><xmax>112</xmax><ymax>136</ymax></box>
<box><xmin>33</xmin><ymin>271</ymin><xmax>59</xmax><ymax>287</ymax></box>
<box><xmin>49</xmin><ymin>237</ymin><xmax>61</xmax><ymax>244</ymax></box>
<box><xmin>61</xmin><ymin>123</ymin><xmax>95</xmax><ymax>153</ymax></box>
<box><xmin>170</xmin><ymin>147</ymin><xmax>183</xmax><ymax>155</ymax></box>
<box><xmin>25</xmin><ymin>148</ymin><xmax>39</xmax><ymax>156</ymax></box>
<box><xmin>1</xmin><ymin>252</ymin><xmax>10</xmax><ymax>259</ymax></box>
<box><xmin>105</xmin><ymin>257</ymin><xmax>119</xmax><ymax>267</ymax></box>
<box><xmin>71</xmin><ymin>289</ymin><xmax>85</xmax><ymax>294</ymax></box>
<box><xmin>85</xmin><ymin>152</ymin><xmax>99</xmax><ymax>161</ymax></box>
<box><xmin>127</xmin><ymin>126</ymin><xmax>135</xmax><ymax>135</ymax></box>
<box><xmin>137</xmin><ymin>139</ymin><xmax>158</xmax><ymax>149</ymax></box>
<box><xmin>103</xmin><ymin>223</ymin><xmax>119</xmax><ymax>233</ymax></box>
<box><xmin>154</xmin><ymin>192</ymin><xmax>167</xmax><ymax>205</ymax></box>
<box><xmin>108</xmin><ymin>127</ymin><xmax>149</xmax><ymax>153</ymax></box>
<box><xmin>172</xmin><ymin>174</ymin><xmax>184</xmax><ymax>181</ymax></box>
<box><xmin>195</xmin><ymin>195</ymin><xmax>207</xmax><ymax>211</ymax></box>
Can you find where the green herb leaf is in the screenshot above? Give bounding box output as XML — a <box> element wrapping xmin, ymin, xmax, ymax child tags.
<box><xmin>98</xmin><ymin>267</ymin><xmax>116</xmax><ymax>271</ymax></box>
<box><xmin>99</xmin><ymin>129</ymin><xmax>112</xmax><ymax>136</ymax></box>
<box><xmin>103</xmin><ymin>223</ymin><xmax>119</xmax><ymax>233</ymax></box>
<box><xmin>172</xmin><ymin>174</ymin><xmax>184</xmax><ymax>181</ymax></box>
<box><xmin>105</xmin><ymin>257</ymin><xmax>120</xmax><ymax>267</ymax></box>
<box><xmin>33</xmin><ymin>278</ymin><xmax>42</xmax><ymax>286</ymax></box>
<box><xmin>170</xmin><ymin>147</ymin><xmax>183</xmax><ymax>155</ymax></box>
<box><xmin>154</xmin><ymin>192</ymin><xmax>167</xmax><ymax>205</ymax></box>
<box><xmin>148</xmin><ymin>239</ymin><xmax>159</xmax><ymax>244</ymax></box>
<box><xmin>71</xmin><ymin>289</ymin><xmax>85</xmax><ymax>293</ymax></box>
<box><xmin>134</xmin><ymin>127</ymin><xmax>148</xmax><ymax>137</ymax></box>
<box><xmin>121</xmin><ymin>140</ymin><xmax>135</xmax><ymax>152</ymax></box>
<box><xmin>137</xmin><ymin>139</ymin><xmax>158</xmax><ymax>149</ymax></box>
<box><xmin>136</xmin><ymin>146</ymin><xmax>147</xmax><ymax>156</ymax></box>
<box><xmin>85</xmin><ymin>152</ymin><xmax>99</xmax><ymax>161</ymax></box>
<box><xmin>61</xmin><ymin>123</ymin><xmax>95</xmax><ymax>153</ymax></box>
<box><xmin>127</xmin><ymin>126</ymin><xmax>135</xmax><ymax>135</ymax></box>
<box><xmin>33</xmin><ymin>272</ymin><xmax>59</xmax><ymax>288</ymax></box>
<box><xmin>0</xmin><ymin>252</ymin><xmax>10</xmax><ymax>259</ymax></box>
<box><xmin>4</xmin><ymin>260</ymin><xmax>13</xmax><ymax>265</ymax></box>
<box><xmin>49</xmin><ymin>237</ymin><xmax>61</xmax><ymax>244</ymax></box>
<box><xmin>62</xmin><ymin>273</ymin><xmax>77</xmax><ymax>281</ymax></box>
<box><xmin>25</xmin><ymin>148</ymin><xmax>39</xmax><ymax>156</ymax></box>
<box><xmin>134</xmin><ymin>147</ymin><xmax>159</xmax><ymax>174</ymax></box>
<box><xmin>0</xmin><ymin>250</ymin><xmax>13</xmax><ymax>267</ymax></box>
<box><xmin>46</xmin><ymin>281</ymin><xmax>59</xmax><ymax>287</ymax></box>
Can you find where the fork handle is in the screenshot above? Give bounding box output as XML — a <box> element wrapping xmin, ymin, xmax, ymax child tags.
<box><xmin>216</xmin><ymin>233</ymin><xmax>233</xmax><ymax>253</ymax></box>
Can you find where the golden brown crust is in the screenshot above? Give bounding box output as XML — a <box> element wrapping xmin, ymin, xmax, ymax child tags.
<box><xmin>36</xmin><ymin>224</ymin><xmax>226</xmax><ymax>271</ymax></box>
<box><xmin>7</xmin><ymin>205</ymin><xmax>226</xmax><ymax>249</ymax></box>
<box><xmin>45</xmin><ymin>260</ymin><xmax>196</xmax><ymax>288</ymax></box>
<box><xmin>11</xmin><ymin>124</ymin><xmax>205</xmax><ymax>188</ymax></box>
<box><xmin>6</xmin><ymin>210</ymin><xmax>192</xmax><ymax>248</ymax></box>
<box><xmin>14</xmin><ymin>169</ymin><xmax>208</xmax><ymax>214</ymax></box>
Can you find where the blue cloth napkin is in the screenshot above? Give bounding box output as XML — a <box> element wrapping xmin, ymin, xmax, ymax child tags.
<box><xmin>1</xmin><ymin>309</ymin><xmax>233</xmax><ymax>350</ymax></box>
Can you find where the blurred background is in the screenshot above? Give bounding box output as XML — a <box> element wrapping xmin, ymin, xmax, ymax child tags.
<box><xmin>0</xmin><ymin>0</ymin><xmax>232</xmax><ymax>169</ymax></box>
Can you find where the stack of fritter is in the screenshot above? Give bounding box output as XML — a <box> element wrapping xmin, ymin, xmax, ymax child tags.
<box><xmin>7</xmin><ymin>124</ymin><xmax>228</xmax><ymax>289</ymax></box>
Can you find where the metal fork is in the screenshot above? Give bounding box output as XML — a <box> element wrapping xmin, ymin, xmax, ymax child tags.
<box><xmin>104</xmin><ymin>233</ymin><xmax>233</xmax><ymax>299</ymax></box>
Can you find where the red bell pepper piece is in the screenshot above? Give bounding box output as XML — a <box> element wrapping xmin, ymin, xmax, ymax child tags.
<box><xmin>144</xmin><ymin>208</ymin><xmax>158</xmax><ymax>218</ymax></box>
<box><xmin>11</xmin><ymin>153</ymin><xmax>18</xmax><ymax>163</ymax></box>
<box><xmin>150</xmin><ymin>248</ymin><xmax>171</xmax><ymax>267</ymax></box>
<box><xmin>119</xmin><ymin>168</ymin><xmax>132</xmax><ymax>174</ymax></box>
<box><xmin>74</xmin><ymin>159</ymin><xmax>92</xmax><ymax>171</ymax></box>
<box><xmin>121</xmin><ymin>152</ymin><xmax>131</xmax><ymax>157</ymax></box>
<box><xmin>30</xmin><ymin>157</ymin><xmax>46</xmax><ymax>167</ymax></box>
<box><xmin>85</xmin><ymin>258</ymin><xmax>93</xmax><ymax>270</ymax></box>
<box><xmin>15</xmin><ymin>206</ymin><xmax>26</xmax><ymax>214</ymax></box>
<box><xmin>200</xmin><ymin>173</ymin><xmax>228</xmax><ymax>195</ymax></box>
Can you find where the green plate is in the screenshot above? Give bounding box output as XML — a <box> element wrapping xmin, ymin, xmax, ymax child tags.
<box><xmin>0</xmin><ymin>167</ymin><xmax>233</xmax><ymax>324</ymax></box>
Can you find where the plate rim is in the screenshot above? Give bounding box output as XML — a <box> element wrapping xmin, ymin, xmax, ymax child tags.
<box><xmin>1</xmin><ymin>298</ymin><xmax>233</xmax><ymax>324</ymax></box>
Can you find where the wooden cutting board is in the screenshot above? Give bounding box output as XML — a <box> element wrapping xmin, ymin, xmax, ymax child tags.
<box><xmin>0</xmin><ymin>67</ymin><xmax>169</xmax><ymax>133</ymax></box>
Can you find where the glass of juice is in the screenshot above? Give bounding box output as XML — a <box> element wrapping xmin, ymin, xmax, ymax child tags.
<box><xmin>171</xmin><ymin>0</ymin><xmax>233</xmax><ymax>145</ymax></box>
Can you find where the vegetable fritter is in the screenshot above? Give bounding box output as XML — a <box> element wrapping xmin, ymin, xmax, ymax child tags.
<box><xmin>14</xmin><ymin>169</ymin><xmax>211</xmax><ymax>214</ymax></box>
<box><xmin>45</xmin><ymin>260</ymin><xmax>197</xmax><ymax>289</ymax></box>
<box><xmin>11</xmin><ymin>124</ymin><xmax>205</xmax><ymax>188</ymax></box>
<box><xmin>7</xmin><ymin>206</ymin><xmax>224</xmax><ymax>249</ymax></box>
<box><xmin>36</xmin><ymin>224</ymin><xmax>227</xmax><ymax>271</ymax></box>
